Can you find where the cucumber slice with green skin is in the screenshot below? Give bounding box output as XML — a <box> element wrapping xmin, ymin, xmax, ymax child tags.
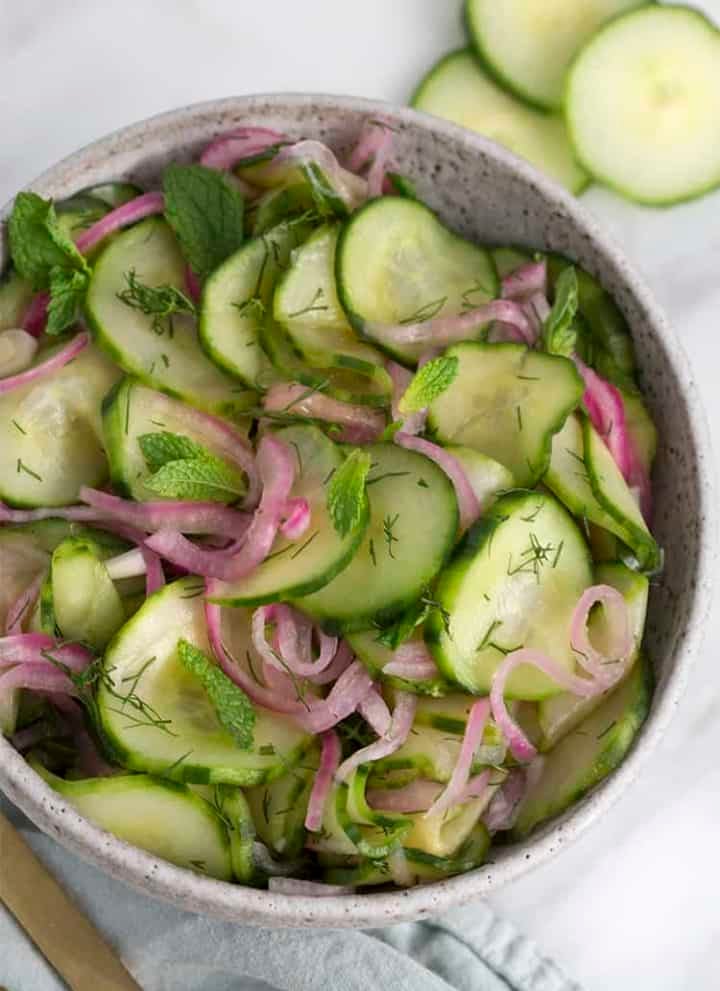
<box><xmin>490</xmin><ymin>247</ymin><xmax>532</xmax><ymax>280</ymax></box>
<box><xmin>49</xmin><ymin>537</ymin><xmax>126</xmax><ymax>651</ymax></box>
<box><xmin>34</xmin><ymin>765</ymin><xmax>233</xmax><ymax>880</ymax></box>
<box><xmin>79</xmin><ymin>182</ymin><xmax>142</xmax><ymax>209</ymax></box>
<box><xmin>546</xmin><ymin>254</ymin><xmax>638</xmax><ymax>392</ymax></box>
<box><xmin>427</xmin><ymin>490</ymin><xmax>592</xmax><ymax>699</ymax></box>
<box><xmin>511</xmin><ymin>655</ymin><xmax>653</xmax><ymax>839</ymax></box>
<box><xmin>102</xmin><ymin>378</ymin><xmax>250</xmax><ymax>502</ymax></box>
<box><xmin>465</xmin><ymin>0</ymin><xmax>645</xmax><ymax>111</ymax></box>
<box><xmin>0</xmin><ymin>268</ymin><xmax>34</xmax><ymax>331</ymax></box>
<box><xmin>339</xmin><ymin>767</ymin><xmax>412</xmax><ymax>859</ymax></box>
<box><xmin>193</xmin><ymin>783</ymin><xmax>258</xmax><ymax>883</ymax></box>
<box><xmin>346</xmin><ymin>631</ymin><xmax>451</xmax><ymax>698</ymax></box>
<box><xmin>200</xmin><ymin>218</ymin><xmax>314</xmax><ymax>388</ymax></box>
<box><xmin>538</xmin><ymin>561</ymin><xmax>649</xmax><ymax>750</ymax></box>
<box><xmin>566</xmin><ymin>5</ymin><xmax>720</xmax><ymax>205</ymax></box>
<box><xmin>543</xmin><ymin>415</ymin><xmax>656</xmax><ymax>560</ymax></box>
<box><xmin>296</xmin><ymin>442</ymin><xmax>459</xmax><ymax>633</ymax></box>
<box><xmin>246</xmin><ymin>745</ymin><xmax>319</xmax><ymax>858</ymax></box>
<box><xmin>86</xmin><ymin>218</ymin><xmax>254</xmax><ymax>417</ymax></box>
<box><xmin>259</xmin><ymin>318</ymin><xmax>392</xmax><ymax>408</ymax></box>
<box><xmin>274</xmin><ymin>225</ymin><xmax>392</xmax><ymax>400</ymax></box>
<box><xmin>582</xmin><ymin>416</ymin><xmax>659</xmax><ymax>572</ymax></box>
<box><xmin>98</xmin><ymin>577</ymin><xmax>310</xmax><ymax>786</ymax></box>
<box><xmin>402</xmin><ymin>776</ymin><xmax>503</xmax><ymax>858</ymax></box>
<box><xmin>445</xmin><ymin>446</ymin><xmax>514</xmax><ymax>512</ymax></box>
<box><xmin>0</xmin><ymin>342</ymin><xmax>120</xmax><ymax>508</ymax></box>
<box><xmin>412</xmin><ymin>50</ymin><xmax>588</xmax><ymax>196</ymax></box>
<box><xmin>323</xmin><ymin>823</ymin><xmax>491</xmax><ymax>887</ymax></box>
<box><xmin>622</xmin><ymin>391</ymin><xmax>657</xmax><ymax>474</ymax></box>
<box><xmin>369</xmin><ymin>721</ymin><xmax>497</xmax><ymax>785</ymax></box>
<box><xmin>336</xmin><ymin>196</ymin><xmax>498</xmax><ymax>366</ymax></box>
<box><xmin>209</xmin><ymin>425</ymin><xmax>368</xmax><ymax>606</ymax></box>
<box><xmin>427</xmin><ymin>342</ymin><xmax>584</xmax><ymax>486</ymax></box>
<box><xmin>252</xmin><ymin>184</ymin><xmax>316</xmax><ymax>235</ymax></box>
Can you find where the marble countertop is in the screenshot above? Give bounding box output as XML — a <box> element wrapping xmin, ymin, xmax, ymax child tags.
<box><xmin>2</xmin><ymin>1</ymin><xmax>719</xmax><ymax>987</ymax></box>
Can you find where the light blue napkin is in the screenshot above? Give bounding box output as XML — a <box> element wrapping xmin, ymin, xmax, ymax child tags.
<box><xmin>0</xmin><ymin>796</ymin><xmax>581</xmax><ymax>991</ymax></box>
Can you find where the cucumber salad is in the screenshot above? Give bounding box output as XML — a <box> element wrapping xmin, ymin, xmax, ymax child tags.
<box><xmin>0</xmin><ymin>120</ymin><xmax>660</xmax><ymax>892</ymax></box>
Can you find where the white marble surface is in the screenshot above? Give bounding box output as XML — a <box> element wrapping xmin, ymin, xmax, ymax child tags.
<box><xmin>1</xmin><ymin>1</ymin><xmax>719</xmax><ymax>987</ymax></box>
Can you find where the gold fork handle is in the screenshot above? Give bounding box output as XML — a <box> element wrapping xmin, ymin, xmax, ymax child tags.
<box><xmin>0</xmin><ymin>810</ymin><xmax>141</xmax><ymax>990</ymax></box>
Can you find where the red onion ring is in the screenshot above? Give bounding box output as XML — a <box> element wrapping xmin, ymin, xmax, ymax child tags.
<box><xmin>200</xmin><ymin>127</ymin><xmax>288</xmax><ymax>171</ymax></box>
<box><xmin>0</xmin><ymin>332</ymin><xmax>89</xmax><ymax>395</ymax></box>
<box><xmin>369</xmin><ymin>300</ymin><xmax>532</xmax><ymax>351</ymax></box>
<box><xmin>5</xmin><ymin>572</ymin><xmax>46</xmax><ymax>636</ymax></box>
<box><xmin>335</xmin><ymin>691</ymin><xmax>416</xmax><ymax>782</ymax></box>
<box><xmin>304</xmin><ymin>730</ymin><xmax>341</xmax><ymax>832</ymax></box>
<box><xmin>570</xmin><ymin>583</ymin><xmax>633</xmax><ymax>686</ymax></box>
<box><xmin>263</xmin><ymin>383</ymin><xmax>385</xmax><ymax>445</ymax></box>
<box><xmin>357</xmin><ymin>686</ymin><xmax>392</xmax><ymax>736</ymax></box>
<box><xmin>74</xmin><ymin>191</ymin><xmax>165</xmax><ymax>255</ymax></box>
<box><xmin>394</xmin><ymin>433</ymin><xmax>480</xmax><ymax>532</ymax></box>
<box><xmin>424</xmin><ymin>699</ymin><xmax>490</xmax><ymax>818</ymax></box>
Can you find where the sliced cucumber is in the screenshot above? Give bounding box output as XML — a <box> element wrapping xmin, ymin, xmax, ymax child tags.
<box><xmin>0</xmin><ymin>342</ymin><xmax>119</xmax><ymax>507</ymax></box>
<box><xmin>346</xmin><ymin>631</ymin><xmax>450</xmax><ymax>698</ymax></box>
<box><xmin>427</xmin><ymin>341</ymin><xmax>583</xmax><ymax>486</ymax></box>
<box><xmin>86</xmin><ymin>218</ymin><xmax>254</xmax><ymax>416</ymax></box>
<box><xmin>445</xmin><ymin>446</ymin><xmax>514</xmax><ymax>510</ymax></box>
<box><xmin>538</xmin><ymin>561</ymin><xmax>648</xmax><ymax>750</ymax></box>
<box><xmin>0</xmin><ymin>268</ymin><xmax>34</xmax><ymax>331</ymax></box>
<box><xmin>566</xmin><ymin>5</ymin><xmax>720</xmax><ymax>205</ymax></box>
<box><xmin>259</xmin><ymin>318</ymin><xmax>393</xmax><ymax>408</ymax></box>
<box><xmin>622</xmin><ymin>391</ymin><xmax>657</xmax><ymax>474</ymax></box>
<box><xmin>48</xmin><ymin>537</ymin><xmax>125</xmax><ymax>651</ymax></box>
<box><xmin>412</xmin><ymin>50</ymin><xmax>588</xmax><ymax>195</ymax></box>
<box><xmin>102</xmin><ymin>378</ymin><xmax>249</xmax><ymax>502</ymax></box>
<box><xmin>512</xmin><ymin>655</ymin><xmax>652</xmax><ymax>838</ymax></box>
<box><xmin>296</xmin><ymin>442</ymin><xmax>458</xmax><ymax>633</ymax></box>
<box><xmin>98</xmin><ymin>577</ymin><xmax>310</xmax><ymax>786</ymax></box>
<box><xmin>427</xmin><ymin>490</ymin><xmax>592</xmax><ymax>699</ymax></box>
<box><xmin>546</xmin><ymin>254</ymin><xmax>638</xmax><ymax>392</ymax></box>
<box><xmin>252</xmin><ymin>184</ymin><xmax>316</xmax><ymax>235</ymax></box>
<box><xmin>274</xmin><ymin>225</ymin><xmax>392</xmax><ymax>401</ymax></box>
<box><xmin>545</xmin><ymin>412</ymin><xmax>657</xmax><ymax>570</ymax></box>
<box><xmin>465</xmin><ymin>0</ymin><xmax>645</xmax><ymax>111</ymax></box>
<box><xmin>200</xmin><ymin>218</ymin><xmax>313</xmax><ymax>387</ymax></box>
<box><xmin>336</xmin><ymin>196</ymin><xmax>497</xmax><ymax>365</ymax></box>
<box><xmin>339</xmin><ymin>767</ymin><xmax>412</xmax><ymax>858</ymax></box>
<box><xmin>403</xmin><ymin>778</ymin><xmax>502</xmax><ymax>859</ymax></box>
<box><xmin>208</xmin><ymin>425</ymin><xmax>367</xmax><ymax>606</ymax></box>
<box><xmin>193</xmin><ymin>783</ymin><xmax>258</xmax><ymax>883</ymax></box>
<box><xmin>34</xmin><ymin>765</ymin><xmax>232</xmax><ymax>880</ymax></box>
<box><xmin>583</xmin><ymin>417</ymin><xmax>659</xmax><ymax>571</ymax></box>
<box><xmin>246</xmin><ymin>745</ymin><xmax>319</xmax><ymax>859</ymax></box>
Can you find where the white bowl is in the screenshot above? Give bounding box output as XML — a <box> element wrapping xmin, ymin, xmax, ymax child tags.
<box><xmin>0</xmin><ymin>94</ymin><xmax>715</xmax><ymax>928</ymax></box>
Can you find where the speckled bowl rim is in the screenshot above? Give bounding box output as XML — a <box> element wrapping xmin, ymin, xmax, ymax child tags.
<box><xmin>0</xmin><ymin>93</ymin><xmax>715</xmax><ymax>929</ymax></box>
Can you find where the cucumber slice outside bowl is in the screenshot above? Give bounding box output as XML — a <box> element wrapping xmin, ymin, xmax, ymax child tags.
<box><xmin>98</xmin><ymin>576</ymin><xmax>311</xmax><ymax>786</ymax></box>
<box><xmin>565</xmin><ymin>4</ymin><xmax>720</xmax><ymax>205</ymax></box>
<box><xmin>464</xmin><ymin>0</ymin><xmax>646</xmax><ymax>111</ymax></box>
<box><xmin>412</xmin><ymin>49</ymin><xmax>589</xmax><ymax>195</ymax></box>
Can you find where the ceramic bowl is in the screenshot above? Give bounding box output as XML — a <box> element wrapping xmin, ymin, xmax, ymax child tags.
<box><xmin>0</xmin><ymin>94</ymin><xmax>715</xmax><ymax>928</ymax></box>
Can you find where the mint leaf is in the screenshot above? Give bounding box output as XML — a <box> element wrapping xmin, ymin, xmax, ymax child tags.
<box><xmin>46</xmin><ymin>267</ymin><xmax>89</xmax><ymax>335</ymax></box>
<box><xmin>542</xmin><ymin>267</ymin><xmax>578</xmax><ymax>358</ymax></box>
<box><xmin>8</xmin><ymin>192</ymin><xmax>88</xmax><ymax>290</ymax></box>
<box><xmin>328</xmin><ymin>449</ymin><xmax>371</xmax><ymax>538</ymax></box>
<box><xmin>163</xmin><ymin>164</ymin><xmax>245</xmax><ymax>281</ymax></box>
<box><xmin>177</xmin><ymin>639</ymin><xmax>255</xmax><ymax>749</ymax></box>
<box><xmin>144</xmin><ymin>458</ymin><xmax>246</xmax><ymax>503</ymax></box>
<box><xmin>139</xmin><ymin>431</ymin><xmax>210</xmax><ymax>472</ymax></box>
<box><xmin>116</xmin><ymin>270</ymin><xmax>195</xmax><ymax>336</ymax></box>
<box><xmin>398</xmin><ymin>355</ymin><xmax>458</xmax><ymax>414</ymax></box>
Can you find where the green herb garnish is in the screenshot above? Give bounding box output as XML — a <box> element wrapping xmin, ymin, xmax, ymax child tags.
<box><xmin>116</xmin><ymin>270</ymin><xmax>195</xmax><ymax>337</ymax></box>
<box><xmin>327</xmin><ymin>449</ymin><xmax>372</xmax><ymax>538</ymax></box>
<box><xmin>177</xmin><ymin>639</ymin><xmax>255</xmax><ymax>749</ymax></box>
<box><xmin>398</xmin><ymin>355</ymin><xmax>458</xmax><ymax>414</ymax></box>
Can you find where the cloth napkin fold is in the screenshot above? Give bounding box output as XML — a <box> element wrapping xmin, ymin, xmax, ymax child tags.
<box><xmin>0</xmin><ymin>796</ymin><xmax>581</xmax><ymax>991</ymax></box>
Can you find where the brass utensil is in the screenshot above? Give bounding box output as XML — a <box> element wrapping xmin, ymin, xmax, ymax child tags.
<box><xmin>0</xmin><ymin>810</ymin><xmax>141</xmax><ymax>990</ymax></box>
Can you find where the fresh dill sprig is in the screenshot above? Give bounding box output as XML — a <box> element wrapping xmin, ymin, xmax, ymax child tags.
<box><xmin>382</xmin><ymin>513</ymin><xmax>400</xmax><ymax>559</ymax></box>
<box><xmin>399</xmin><ymin>296</ymin><xmax>447</xmax><ymax>325</ymax></box>
<box><xmin>116</xmin><ymin>269</ymin><xmax>196</xmax><ymax>337</ymax></box>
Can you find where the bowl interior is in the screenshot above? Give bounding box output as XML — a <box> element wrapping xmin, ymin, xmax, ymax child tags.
<box><xmin>0</xmin><ymin>94</ymin><xmax>714</xmax><ymax>928</ymax></box>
